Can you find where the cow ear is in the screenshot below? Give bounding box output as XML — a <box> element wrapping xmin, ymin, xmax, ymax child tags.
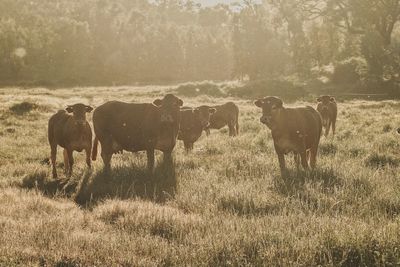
<box><xmin>330</xmin><ymin>97</ymin><xmax>336</xmax><ymax>102</ymax></box>
<box><xmin>317</xmin><ymin>97</ymin><xmax>321</xmax><ymax>102</ymax></box>
<box><xmin>66</xmin><ymin>106</ymin><xmax>73</xmax><ymax>113</ymax></box>
<box><xmin>254</xmin><ymin>99</ymin><xmax>263</xmax><ymax>107</ymax></box>
<box><xmin>85</xmin><ymin>105</ymin><xmax>93</xmax><ymax>113</ymax></box>
<box><xmin>177</xmin><ymin>98</ymin><xmax>183</xmax><ymax>107</ymax></box>
<box><xmin>209</xmin><ymin>108</ymin><xmax>216</xmax><ymax>114</ymax></box>
<box><xmin>153</xmin><ymin>99</ymin><xmax>162</xmax><ymax>107</ymax></box>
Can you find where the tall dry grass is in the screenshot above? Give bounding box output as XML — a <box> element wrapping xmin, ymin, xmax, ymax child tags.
<box><xmin>0</xmin><ymin>87</ymin><xmax>400</xmax><ymax>266</ymax></box>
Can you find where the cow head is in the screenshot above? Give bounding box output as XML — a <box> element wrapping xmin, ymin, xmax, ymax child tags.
<box><xmin>317</xmin><ymin>95</ymin><xmax>335</xmax><ymax>105</ymax></box>
<box><xmin>66</xmin><ymin>103</ymin><xmax>93</xmax><ymax>127</ymax></box>
<box><xmin>317</xmin><ymin>95</ymin><xmax>335</xmax><ymax>126</ymax></box>
<box><xmin>194</xmin><ymin>105</ymin><xmax>216</xmax><ymax>128</ymax></box>
<box><xmin>254</xmin><ymin>96</ymin><xmax>283</xmax><ymax>128</ymax></box>
<box><xmin>153</xmin><ymin>94</ymin><xmax>183</xmax><ymax>125</ymax></box>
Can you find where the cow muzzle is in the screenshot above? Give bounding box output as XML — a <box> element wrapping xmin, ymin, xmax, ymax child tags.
<box><xmin>75</xmin><ymin>120</ymin><xmax>86</xmax><ymax>127</ymax></box>
<box><xmin>201</xmin><ymin>121</ymin><xmax>210</xmax><ymax>128</ymax></box>
<box><xmin>260</xmin><ymin>116</ymin><xmax>271</xmax><ymax>125</ymax></box>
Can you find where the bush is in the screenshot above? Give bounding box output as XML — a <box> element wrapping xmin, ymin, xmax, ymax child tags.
<box><xmin>173</xmin><ymin>81</ymin><xmax>226</xmax><ymax>97</ymax></box>
<box><xmin>227</xmin><ymin>79</ymin><xmax>307</xmax><ymax>102</ymax></box>
<box><xmin>9</xmin><ymin>102</ymin><xmax>39</xmax><ymax>115</ymax></box>
<box><xmin>331</xmin><ymin>57</ymin><xmax>368</xmax><ymax>84</ymax></box>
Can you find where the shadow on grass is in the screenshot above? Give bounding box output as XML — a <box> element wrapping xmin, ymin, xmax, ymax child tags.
<box><xmin>20</xmin><ymin>159</ymin><xmax>177</xmax><ymax>208</ymax></box>
<box><xmin>273</xmin><ymin>167</ymin><xmax>343</xmax><ymax>196</ymax></box>
<box><xmin>75</xmin><ymin>160</ymin><xmax>177</xmax><ymax>207</ymax></box>
<box><xmin>20</xmin><ymin>169</ymin><xmax>78</xmax><ymax>197</ymax></box>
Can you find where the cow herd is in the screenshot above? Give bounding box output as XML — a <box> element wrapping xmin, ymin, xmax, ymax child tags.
<box><xmin>47</xmin><ymin>94</ymin><xmax>337</xmax><ymax>178</ymax></box>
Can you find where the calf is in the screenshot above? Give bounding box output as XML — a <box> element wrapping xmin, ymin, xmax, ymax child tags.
<box><xmin>205</xmin><ymin>102</ymin><xmax>239</xmax><ymax>136</ymax></box>
<box><xmin>255</xmin><ymin>96</ymin><xmax>322</xmax><ymax>175</ymax></box>
<box><xmin>48</xmin><ymin>104</ymin><xmax>93</xmax><ymax>178</ymax></box>
<box><xmin>178</xmin><ymin>106</ymin><xmax>216</xmax><ymax>151</ymax></box>
<box><xmin>92</xmin><ymin>94</ymin><xmax>183</xmax><ymax>173</ymax></box>
<box><xmin>316</xmin><ymin>95</ymin><xmax>337</xmax><ymax>137</ymax></box>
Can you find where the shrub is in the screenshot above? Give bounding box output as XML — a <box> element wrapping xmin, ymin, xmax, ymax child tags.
<box><xmin>227</xmin><ymin>79</ymin><xmax>307</xmax><ymax>102</ymax></box>
<box><xmin>331</xmin><ymin>57</ymin><xmax>368</xmax><ymax>84</ymax></box>
<box><xmin>173</xmin><ymin>81</ymin><xmax>226</xmax><ymax>97</ymax></box>
<box><xmin>9</xmin><ymin>102</ymin><xmax>39</xmax><ymax>115</ymax></box>
<box><xmin>382</xmin><ymin>124</ymin><xmax>392</xmax><ymax>133</ymax></box>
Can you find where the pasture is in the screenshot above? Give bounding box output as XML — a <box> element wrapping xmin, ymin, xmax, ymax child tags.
<box><xmin>1</xmin><ymin>86</ymin><xmax>400</xmax><ymax>266</ymax></box>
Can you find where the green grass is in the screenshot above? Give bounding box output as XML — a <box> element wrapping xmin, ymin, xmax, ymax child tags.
<box><xmin>1</xmin><ymin>87</ymin><xmax>400</xmax><ymax>266</ymax></box>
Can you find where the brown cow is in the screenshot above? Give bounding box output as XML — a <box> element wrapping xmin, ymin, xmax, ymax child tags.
<box><xmin>48</xmin><ymin>104</ymin><xmax>93</xmax><ymax>178</ymax></box>
<box><xmin>205</xmin><ymin>102</ymin><xmax>239</xmax><ymax>136</ymax></box>
<box><xmin>178</xmin><ymin>106</ymin><xmax>216</xmax><ymax>151</ymax></box>
<box><xmin>316</xmin><ymin>95</ymin><xmax>337</xmax><ymax>137</ymax></box>
<box><xmin>255</xmin><ymin>96</ymin><xmax>322</xmax><ymax>174</ymax></box>
<box><xmin>92</xmin><ymin>94</ymin><xmax>183</xmax><ymax>173</ymax></box>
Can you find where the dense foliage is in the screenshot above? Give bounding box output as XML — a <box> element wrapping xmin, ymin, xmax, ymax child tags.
<box><xmin>0</xmin><ymin>0</ymin><xmax>400</xmax><ymax>92</ymax></box>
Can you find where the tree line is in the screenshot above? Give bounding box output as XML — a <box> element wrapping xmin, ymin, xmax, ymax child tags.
<box><xmin>0</xmin><ymin>0</ymin><xmax>399</xmax><ymax>91</ymax></box>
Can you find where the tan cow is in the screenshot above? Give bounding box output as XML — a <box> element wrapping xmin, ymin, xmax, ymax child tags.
<box><xmin>205</xmin><ymin>102</ymin><xmax>239</xmax><ymax>136</ymax></box>
<box><xmin>316</xmin><ymin>95</ymin><xmax>337</xmax><ymax>137</ymax></box>
<box><xmin>178</xmin><ymin>106</ymin><xmax>216</xmax><ymax>151</ymax></box>
<box><xmin>255</xmin><ymin>96</ymin><xmax>322</xmax><ymax>174</ymax></box>
<box><xmin>48</xmin><ymin>104</ymin><xmax>93</xmax><ymax>178</ymax></box>
<box><xmin>92</xmin><ymin>94</ymin><xmax>183</xmax><ymax>173</ymax></box>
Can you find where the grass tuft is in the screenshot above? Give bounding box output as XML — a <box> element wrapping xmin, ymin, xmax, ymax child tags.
<box><xmin>9</xmin><ymin>102</ymin><xmax>39</xmax><ymax>115</ymax></box>
<box><xmin>365</xmin><ymin>153</ymin><xmax>399</xmax><ymax>168</ymax></box>
<box><xmin>319</xmin><ymin>142</ymin><xmax>338</xmax><ymax>156</ymax></box>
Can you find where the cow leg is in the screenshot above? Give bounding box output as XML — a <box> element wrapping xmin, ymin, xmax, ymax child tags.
<box><xmin>63</xmin><ymin>149</ymin><xmax>70</xmax><ymax>175</ymax></box>
<box><xmin>332</xmin><ymin>120</ymin><xmax>336</xmax><ymax>136</ymax></box>
<box><xmin>275</xmin><ymin>145</ymin><xmax>286</xmax><ymax>174</ymax></box>
<box><xmin>228</xmin><ymin>122</ymin><xmax>235</xmax><ymax>137</ymax></box>
<box><xmin>310</xmin><ymin>145</ymin><xmax>318</xmax><ymax>169</ymax></box>
<box><xmin>205</xmin><ymin>128</ymin><xmax>210</xmax><ymax>136</ymax></box>
<box><xmin>66</xmin><ymin>149</ymin><xmax>74</xmax><ymax>177</ymax></box>
<box><xmin>300</xmin><ymin>149</ymin><xmax>309</xmax><ymax>170</ymax></box>
<box><xmin>101</xmin><ymin>149</ymin><xmax>112</xmax><ymax>173</ymax></box>
<box><xmin>294</xmin><ymin>153</ymin><xmax>300</xmax><ymax>169</ymax></box>
<box><xmin>163</xmin><ymin>151</ymin><xmax>173</xmax><ymax>166</ymax></box>
<box><xmin>325</xmin><ymin>121</ymin><xmax>331</xmax><ymax>137</ymax></box>
<box><xmin>50</xmin><ymin>144</ymin><xmax>58</xmax><ymax>179</ymax></box>
<box><xmin>85</xmin><ymin>146</ymin><xmax>92</xmax><ymax>169</ymax></box>
<box><xmin>235</xmin><ymin>119</ymin><xmax>239</xmax><ymax>136</ymax></box>
<box><xmin>146</xmin><ymin>148</ymin><xmax>155</xmax><ymax>174</ymax></box>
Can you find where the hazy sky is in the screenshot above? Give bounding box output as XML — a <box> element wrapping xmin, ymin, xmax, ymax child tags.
<box><xmin>195</xmin><ymin>0</ymin><xmax>242</xmax><ymax>6</ymax></box>
<box><xmin>196</xmin><ymin>0</ymin><xmax>238</xmax><ymax>6</ymax></box>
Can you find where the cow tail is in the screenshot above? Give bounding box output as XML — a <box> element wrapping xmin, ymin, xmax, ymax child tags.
<box><xmin>92</xmin><ymin>136</ymin><xmax>98</xmax><ymax>161</ymax></box>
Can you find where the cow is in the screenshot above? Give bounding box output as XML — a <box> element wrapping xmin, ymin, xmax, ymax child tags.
<box><xmin>91</xmin><ymin>94</ymin><xmax>183</xmax><ymax>173</ymax></box>
<box><xmin>316</xmin><ymin>95</ymin><xmax>337</xmax><ymax>137</ymax></box>
<box><xmin>205</xmin><ymin>102</ymin><xmax>239</xmax><ymax>137</ymax></box>
<box><xmin>254</xmin><ymin>96</ymin><xmax>322</xmax><ymax>175</ymax></box>
<box><xmin>48</xmin><ymin>104</ymin><xmax>93</xmax><ymax>179</ymax></box>
<box><xmin>178</xmin><ymin>106</ymin><xmax>216</xmax><ymax>151</ymax></box>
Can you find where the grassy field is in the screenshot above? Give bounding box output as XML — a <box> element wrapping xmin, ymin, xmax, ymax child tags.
<box><xmin>1</xmin><ymin>86</ymin><xmax>400</xmax><ymax>266</ymax></box>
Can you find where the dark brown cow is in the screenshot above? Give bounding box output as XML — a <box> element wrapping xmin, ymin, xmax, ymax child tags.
<box><xmin>205</xmin><ymin>102</ymin><xmax>239</xmax><ymax>136</ymax></box>
<box><xmin>316</xmin><ymin>95</ymin><xmax>337</xmax><ymax>137</ymax></box>
<box><xmin>178</xmin><ymin>106</ymin><xmax>216</xmax><ymax>151</ymax></box>
<box><xmin>255</xmin><ymin>96</ymin><xmax>322</xmax><ymax>174</ymax></box>
<box><xmin>92</xmin><ymin>94</ymin><xmax>183</xmax><ymax>173</ymax></box>
<box><xmin>48</xmin><ymin>104</ymin><xmax>93</xmax><ymax>178</ymax></box>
